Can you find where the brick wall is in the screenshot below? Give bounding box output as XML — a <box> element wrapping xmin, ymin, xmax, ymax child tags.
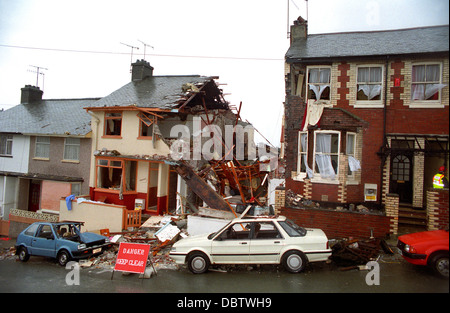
<box><xmin>284</xmin><ymin>56</ymin><xmax>449</xmax><ymax>206</ymax></box>
<box><xmin>280</xmin><ymin>206</ymin><xmax>392</xmax><ymax>239</ymax></box>
<box><xmin>426</xmin><ymin>189</ymin><xmax>449</xmax><ymax>230</ymax></box>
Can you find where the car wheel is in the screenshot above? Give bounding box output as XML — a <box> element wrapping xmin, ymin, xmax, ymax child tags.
<box><xmin>57</xmin><ymin>250</ymin><xmax>70</xmax><ymax>266</ymax></box>
<box><xmin>430</xmin><ymin>252</ymin><xmax>449</xmax><ymax>278</ymax></box>
<box><xmin>18</xmin><ymin>247</ymin><xmax>30</xmax><ymax>262</ymax></box>
<box><xmin>187</xmin><ymin>252</ymin><xmax>210</xmax><ymax>274</ymax></box>
<box><xmin>282</xmin><ymin>250</ymin><xmax>307</xmax><ymax>273</ymax></box>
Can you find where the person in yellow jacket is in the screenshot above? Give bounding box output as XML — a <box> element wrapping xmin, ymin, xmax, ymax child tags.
<box><xmin>433</xmin><ymin>166</ymin><xmax>449</xmax><ymax>189</ymax></box>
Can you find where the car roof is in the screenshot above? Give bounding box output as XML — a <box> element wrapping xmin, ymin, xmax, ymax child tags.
<box><xmin>231</xmin><ymin>215</ymin><xmax>286</xmax><ymax>223</ymax></box>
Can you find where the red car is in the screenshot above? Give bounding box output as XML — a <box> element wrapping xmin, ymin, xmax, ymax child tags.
<box><xmin>397</xmin><ymin>230</ymin><xmax>449</xmax><ymax>278</ymax></box>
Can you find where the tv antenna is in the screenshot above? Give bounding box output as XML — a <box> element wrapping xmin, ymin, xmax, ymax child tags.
<box><xmin>28</xmin><ymin>65</ymin><xmax>48</xmax><ymax>90</ymax></box>
<box><xmin>120</xmin><ymin>42</ymin><xmax>139</xmax><ymax>71</ymax></box>
<box><xmin>138</xmin><ymin>40</ymin><xmax>154</xmax><ymax>60</ymax></box>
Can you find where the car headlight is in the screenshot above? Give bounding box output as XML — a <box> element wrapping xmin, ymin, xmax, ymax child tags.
<box><xmin>404</xmin><ymin>244</ymin><xmax>417</xmax><ymax>254</ymax></box>
<box><xmin>78</xmin><ymin>244</ymin><xmax>87</xmax><ymax>250</ymax></box>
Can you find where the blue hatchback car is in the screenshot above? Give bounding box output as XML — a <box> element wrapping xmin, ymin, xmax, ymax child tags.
<box><xmin>15</xmin><ymin>221</ymin><xmax>112</xmax><ymax>266</ymax></box>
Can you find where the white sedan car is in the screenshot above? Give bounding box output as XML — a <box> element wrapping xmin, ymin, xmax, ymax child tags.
<box><xmin>170</xmin><ymin>215</ymin><xmax>331</xmax><ymax>274</ymax></box>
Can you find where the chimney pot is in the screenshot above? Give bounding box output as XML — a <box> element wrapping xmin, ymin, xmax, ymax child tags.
<box><xmin>131</xmin><ymin>59</ymin><xmax>154</xmax><ymax>81</ymax></box>
<box><xmin>20</xmin><ymin>85</ymin><xmax>43</xmax><ymax>104</ymax></box>
<box><xmin>290</xmin><ymin>16</ymin><xmax>308</xmax><ymax>43</ymax></box>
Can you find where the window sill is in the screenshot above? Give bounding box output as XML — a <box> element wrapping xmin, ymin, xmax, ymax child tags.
<box><xmin>408</xmin><ymin>102</ymin><xmax>445</xmax><ymax>109</ymax></box>
<box><xmin>101</xmin><ymin>135</ymin><xmax>123</xmax><ymax>139</ymax></box>
<box><xmin>353</xmin><ymin>102</ymin><xmax>384</xmax><ymax>108</ymax></box>
<box><xmin>292</xmin><ymin>173</ymin><xmax>340</xmax><ymax>185</ymax></box>
<box><xmin>33</xmin><ymin>157</ymin><xmax>50</xmax><ymax>161</ymax></box>
<box><xmin>0</xmin><ymin>154</ymin><xmax>13</xmax><ymax>158</ymax></box>
<box><xmin>137</xmin><ymin>136</ymin><xmax>153</xmax><ymax>140</ymax></box>
<box><xmin>62</xmin><ymin>159</ymin><xmax>80</xmax><ymax>164</ymax></box>
<box><xmin>94</xmin><ymin>188</ymin><xmax>138</xmax><ymax>194</ymax></box>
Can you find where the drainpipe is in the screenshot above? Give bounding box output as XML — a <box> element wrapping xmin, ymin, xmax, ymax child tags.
<box><xmin>87</xmin><ymin>111</ymin><xmax>100</xmax><ymax>151</ymax></box>
<box><xmin>380</xmin><ymin>56</ymin><xmax>389</xmax><ymax>208</ymax></box>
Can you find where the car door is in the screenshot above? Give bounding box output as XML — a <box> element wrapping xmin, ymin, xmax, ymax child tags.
<box><xmin>211</xmin><ymin>222</ymin><xmax>251</xmax><ymax>264</ymax></box>
<box><xmin>30</xmin><ymin>224</ymin><xmax>57</xmax><ymax>257</ymax></box>
<box><xmin>249</xmin><ymin>221</ymin><xmax>284</xmax><ymax>263</ymax></box>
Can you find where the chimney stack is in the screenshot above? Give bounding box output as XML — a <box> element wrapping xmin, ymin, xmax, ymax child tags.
<box><xmin>131</xmin><ymin>59</ymin><xmax>154</xmax><ymax>81</ymax></box>
<box><xmin>290</xmin><ymin>16</ymin><xmax>308</xmax><ymax>44</ymax></box>
<box><xmin>21</xmin><ymin>85</ymin><xmax>43</xmax><ymax>104</ymax></box>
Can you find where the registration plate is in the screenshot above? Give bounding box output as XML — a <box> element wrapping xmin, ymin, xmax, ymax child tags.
<box><xmin>93</xmin><ymin>248</ymin><xmax>102</xmax><ymax>254</ymax></box>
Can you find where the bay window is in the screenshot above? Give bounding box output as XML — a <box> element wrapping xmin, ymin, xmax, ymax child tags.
<box><xmin>314</xmin><ymin>132</ymin><xmax>340</xmax><ymax>180</ymax></box>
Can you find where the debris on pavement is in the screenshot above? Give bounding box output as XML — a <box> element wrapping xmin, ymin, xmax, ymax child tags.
<box><xmin>330</xmin><ymin>237</ymin><xmax>393</xmax><ymax>269</ymax></box>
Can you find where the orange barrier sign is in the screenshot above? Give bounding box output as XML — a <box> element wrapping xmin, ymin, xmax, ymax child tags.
<box><xmin>114</xmin><ymin>242</ymin><xmax>151</xmax><ymax>274</ymax></box>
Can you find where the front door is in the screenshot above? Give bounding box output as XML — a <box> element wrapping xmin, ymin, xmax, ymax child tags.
<box><xmin>28</xmin><ymin>181</ymin><xmax>41</xmax><ymax>212</ymax></box>
<box><xmin>390</xmin><ymin>153</ymin><xmax>413</xmax><ymax>204</ymax></box>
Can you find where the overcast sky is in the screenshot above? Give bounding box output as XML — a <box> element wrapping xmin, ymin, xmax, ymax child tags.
<box><xmin>0</xmin><ymin>0</ymin><xmax>448</xmax><ymax>145</ymax></box>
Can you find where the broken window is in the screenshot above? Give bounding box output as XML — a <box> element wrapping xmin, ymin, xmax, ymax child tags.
<box><xmin>357</xmin><ymin>66</ymin><xmax>382</xmax><ymax>101</ymax></box>
<box><xmin>96</xmin><ymin>158</ymin><xmax>137</xmax><ymax>191</ymax></box>
<box><xmin>314</xmin><ymin>131</ymin><xmax>339</xmax><ymax>179</ymax></box>
<box><xmin>104</xmin><ymin>112</ymin><xmax>122</xmax><ymax>136</ymax></box>
<box><xmin>138</xmin><ymin>112</ymin><xmax>155</xmax><ymax>138</ymax></box>
<box><xmin>411</xmin><ymin>63</ymin><xmax>446</xmax><ymax>101</ymax></box>
<box><xmin>297</xmin><ymin>131</ymin><xmax>313</xmax><ymax>178</ymax></box>
<box><xmin>307</xmin><ymin>67</ymin><xmax>331</xmax><ymax>101</ymax></box>
<box><xmin>35</xmin><ymin>136</ymin><xmax>50</xmax><ymax>159</ymax></box>
<box><xmin>346</xmin><ymin>132</ymin><xmax>361</xmax><ymax>175</ymax></box>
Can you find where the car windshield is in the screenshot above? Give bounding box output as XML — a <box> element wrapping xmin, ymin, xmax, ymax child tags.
<box><xmin>54</xmin><ymin>224</ymin><xmax>81</xmax><ymax>239</ymax></box>
<box><xmin>278</xmin><ymin>219</ymin><xmax>307</xmax><ymax>237</ymax></box>
<box><xmin>207</xmin><ymin>221</ymin><xmax>233</xmax><ymax>239</ymax></box>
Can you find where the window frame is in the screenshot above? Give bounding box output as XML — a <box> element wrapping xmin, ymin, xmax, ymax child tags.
<box><xmin>95</xmin><ymin>158</ymin><xmax>137</xmax><ymax>192</ymax></box>
<box><xmin>346</xmin><ymin>132</ymin><xmax>357</xmax><ymax>178</ymax></box>
<box><xmin>63</xmin><ymin>137</ymin><xmax>80</xmax><ymax>162</ymax></box>
<box><xmin>306</xmin><ymin>66</ymin><xmax>331</xmax><ymax>102</ymax></box>
<box><xmin>312</xmin><ymin>130</ymin><xmax>340</xmax><ymax>183</ymax></box>
<box><xmin>34</xmin><ymin>136</ymin><xmax>50</xmax><ymax>159</ymax></box>
<box><xmin>103</xmin><ymin>111</ymin><xmax>123</xmax><ymax>138</ymax></box>
<box><xmin>0</xmin><ymin>134</ymin><xmax>13</xmax><ymax>157</ymax></box>
<box><xmin>410</xmin><ymin>62</ymin><xmax>445</xmax><ymax>108</ymax></box>
<box><xmin>355</xmin><ymin>64</ymin><xmax>384</xmax><ymax>108</ymax></box>
<box><xmin>137</xmin><ymin>112</ymin><xmax>155</xmax><ymax>139</ymax></box>
<box><xmin>296</xmin><ymin>131</ymin><xmax>308</xmax><ymax>179</ymax></box>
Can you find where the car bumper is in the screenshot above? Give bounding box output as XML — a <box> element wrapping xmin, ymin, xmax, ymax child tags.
<box><xmin>397</xmin><ymin>241</ymin><xmax>427</xmax><ymax>265</ymax></box>
<box><xmin>72</xmin><ymin>243</ymin><xmax>113</xmax><ymax>259</ymax></box>
<box><xmin>169</xmin><ymin>252</ymin><xmax>187</xmax><ymax>265</ymax></box>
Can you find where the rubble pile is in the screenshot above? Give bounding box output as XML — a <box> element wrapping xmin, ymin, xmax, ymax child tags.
<box><xmin>85</xmin><ymin>215</ymin><xmax>186</xmax><ymax>271</ymax></box>
<box><xmin>330</xmin><ymin>237</ymin><xmax>394</xmax><ymax>269</ymax></box>
<box><xmin>285</xmin><ymin>189</ymin><xmax>383</xmax><ymax>215</ymax></box>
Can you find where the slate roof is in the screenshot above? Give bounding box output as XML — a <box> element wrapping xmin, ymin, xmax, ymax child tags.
<box><xmin>286</xmin><ymin>25</ymin><xmax>449</xmax><ymax>61</ymax></box>
<box><xmin>87</xmin><ymin>75</ymin><xmax>213</xmax><ymax>109</ymax></box>
<box><xmin>0</xmin><ymin>98</ymin><xmax>99</xmax><ymax>136</ymax></box>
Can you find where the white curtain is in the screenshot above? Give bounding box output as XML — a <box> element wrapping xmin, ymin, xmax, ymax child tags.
<box><xmin>348</xmin><ymin>156</ymin><xmax>361</xmax><ymax>172</ymax></box>
<box><xmin>315</xmin><ymin>134</ymin><xmax>336</xmax><ymax>179</ymax></box>
<box><xmin>308</xmin><ymin>68</ymin><xmax>330</xmax><ymax>100</ymax></box>
<box><xmin>357</xmin><ymin>67</ymin><xmax>382</xmax><ymax>99</ymax></box>
<box><xmin>358</xmin><ymin>84</ymin><xmax>382</xmax><ymax>99</ymax></box>
<box><xmin>300</xmin><ymin>133</ymin><xmax>313</xmax><ymax>178</ymax></box>
<box><xmin>411</xmin><ymin>64</ymin><xmax>447</xmax><ymax>100</ymax></box>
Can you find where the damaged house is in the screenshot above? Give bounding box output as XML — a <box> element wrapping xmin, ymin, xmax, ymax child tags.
<box><xmin>83</xmin><ymin>60</ymin><xmax>266</xmax><ymax>219</ymax></box>
<box><xmin>281</xmin><ymin>18</ymin><xmax>449</xmax><ymax>238</ymax></box>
